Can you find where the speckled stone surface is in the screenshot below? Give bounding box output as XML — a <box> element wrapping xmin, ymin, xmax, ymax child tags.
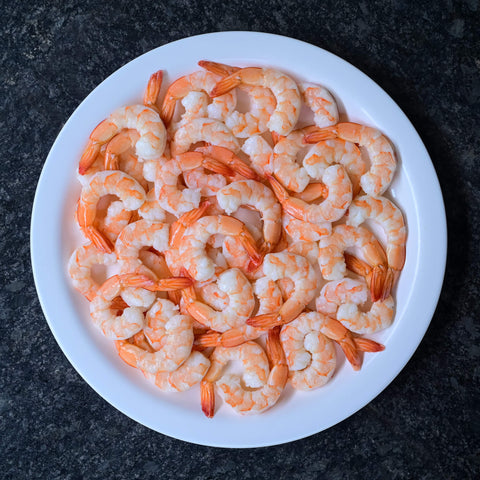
<box><xmin>1</xmin><ymin>1</ymin><xmax>479</xmax><ymax>478</ymax></box>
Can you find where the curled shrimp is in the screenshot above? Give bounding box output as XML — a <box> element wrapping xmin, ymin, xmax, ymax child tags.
<box><xmin>316</xmin><ymin>278</ymin><xmax>368</xmax><ymax>316</ymax></box>
<box><xmin>304</xmin><ymin>122</ymin><xmax>397</xmax><ymax>197</ymax></box>
<box><xmin>68</xmin><ymin>244</ymin><xmax>117</xmax><ymax>301</ymax></box>
<box><xmin>268</xmin><ymin>166</ymin><xmax>353</xmax><ymax>224</ymax></box>
<box><xmin>78</xmin><ymin>105</ymin><xmax>166</xmax><ymax>174</ymax></box>
<box><xmin>138</xmin><ymin>189</ymin><xmax>166</xmax><ymax>222</ymax></box>
<box><xmin>241</xmin><ymin>134</ymin><xmax>274</xmax><ymax>177</ymax></box>
<box><xmin>182</xmin><ymin>268</ymin><xmax>255</xmax><ymax>332</ymax></box>
<box><xmin>303</xmin><ymin>139</ymin><xmax>367</xmax><ymax>196</ymax></box>
<box><xmin>216</xmin><ymin>180</ymin><xmax>282</xmax><ymax>254</ymax></box>
<box><xmin>211</xmin><ymin>67</ymin><xmax>301</xmax><ymax>136</ymax></box>
<box><xmin>76</xmin><ymin>171</ymin><xmax>146</xmax><ymax>253</ymax></box>
<box><xmin>282</xmin><ymin>212</ymin><xmax>331</xmax><ymax>242</ymax></box>
<box><xmin>347</xmin><ymin>195</ymin><xmax>406</xmax><ymax>298</ymax></box>
<box><xmin>94</xmin><ymin>199</ymin><xmax>132</xmax><ymax>245</ymax></box>
<box><xmin>299</xmin><ymin>82</ymin><xmax>339</xmax><ymax>128</ymax></box>
<box><xmin>177</xmin><ymin>215</ymin><xmax>262</xmax><ymax>282</ymax></box>
<box><xmin>183</xmin><ymin>168</ymin><xmax>228</xmax><ymax>196</ymax></box>
<box><xmin>201</xmin><ymin>329</ymin><xmax>287</xmax><ymax>417</ymax></box>
<box><xmin>286</xmin><ymin>241</ymin><xmax>320</xmax><ymax>267</ymax></box>
<box><xmin>247</xmin><ymin>252</ymin><xmax>318</xmax><ymax>329</ymax></box>
<box><xmin>116</xmin><ymin>298</ymin><xmax>193</xmax><ymax>373</ymax></box>
<box><xmin>170</xmin><ymin>118</ymin><xmax>239</xmax><ymax>157</ymax></box>
<box><xmin>280</xmin><ymin>312</ymin><xmax>336</xmax><ymax>390</ymax></box>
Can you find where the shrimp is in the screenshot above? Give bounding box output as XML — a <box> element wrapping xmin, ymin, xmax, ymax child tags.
<box><xmin>303</xmin><ymin>139</ymin><xmax>366</xmax><ymax>196</ymax></box>
<box><xmin>201</xmin><ymin>329</ymin><xmax>287</xmax><ymax>416</ymax></box>
<box><xmin>282</xmin><ymin>212</ymin><xmax>331</xmax><ymax>242</ymax></box>
<box><xmin>76</xmin><ymin>171</ymin><xmax>146</xmax><ymax>253</ymax></box>
<box><xmin>200</xmin><ymin>282</ymin><xmax>230</xmax><ymax>311</ymax></box>
<box><xmin>68</xmin><ymin>244</ymin><xmax>117</xmax><ymax>301</ymax></box>
<box><xmin>300</xmin><ymin>83</ymin><xmax>338</xmax><ymax>128</ymax></box>
<box><xmin>287</xmin><ymin>241</ymin><xmax>320</xmax><ymax>266</ymax></box>
<box><xmin>247</xmin><ymin>252</ymin><xmax>318</xmax><ymax>329</ymax></box>
<box><xmin>183</xmin><ymin>167</ymin><xmax>228</xmax><ymax>196</ymax></box>
<box><xmin>304</xmin><ymin>122</ymin><xmax>397</xmax><ymax>197</ymax></box>
<box><xmin>104</xmin><ymin>129</ymin><xmax>140</xmax><ymax>170</ymax></box>
<box><xmin>94</xmin><ymin>200</ymin><xmax>132</xmax><ymax>244</ymax></box>
<box><xmin>78</xmin><ymin>105</ymin><xmax>166</xmax><ymax>174</ymax></box>
<box><xmin>182</xmin><ymin>268</ymin><xmax>255</xmax><ymax>332</ymax></box>
<box><xmin>316</xmin><ymin>278</ymin><xmax>369</xmax><ymax>315</ymax></box>
<box><xmin>177</xmin><ymin>215</ymin><xmax>262</xmax><ymax>282</ymax></box>
<box><xmin>143</xmin><ymin>69</ymin><xmax>163</xmax><ymax>110</ymax></box>
<box><xmin>241</xmin><ymin>135</ymin><xmax>274</xmax><ymax>177</ymax></box>
<box><xmin>138</xmin><ymin>189</ymin><xmax>166</xmax><ymax>222</ymax></box>
<box><xmin>280</xmin><ymin>312</ymin><xmax>336</xmax><ymax>390</ymax></box>
<box><xmin>210</xmin><ymin>67</ymin><xmax>301</xmax><ymax>136</ymax></box>
<box><xmin>347</xmin><ymin>195</ymin><xmax>406</xmax><ymax>298</ymax></box>
<box><xmin>217</xmin><ymin>180</ymin><xmax>282</xmax><ymax>254</ymax></box>
<box><xmin>268</xmin><ymin>166</ymin><xmax>352</xmax><ymax>224</ymax></box>
<box><xmin>337</xmin><ymin>296</ymin><xmax>395</xmax><ymax>334</ymax></box>
<box><xmin>160</xmin><ymin>70</ymin><xmax>236</xmax><ymax>126</ymax></box>
<box><xmin>116</xmin><ymin>298</ymin><xmax>193</xmax><ymax>373</ymax></box>
<box><xmin>170</xmin><ymin>117</ymin><xmax>239</xmax><ymax>157</ymax></box>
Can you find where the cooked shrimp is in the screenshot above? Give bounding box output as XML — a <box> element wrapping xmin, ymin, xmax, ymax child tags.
<box><xmin>337</xmin><ymin>295</ymin><xmax>395</xmax><ymax>334</ymax></box>
<box><xmin>280</xmin><ymin>312</ymin><xmax>336</xmax><ymax>390</ymax></box>
<box><xmin>78</xmin><ymin>105</ymin><xmax>166</xmax><ymax>174</ymax></box>
<box><xmin>247</xmin><ymin>252</ymin><xmax>317</xmax><ymax>329</ymax></box>
<box><xmin>268</xmin><ymin>166</ymin><xmax>352</xmax><ymax>223</ymax></box>
<box><xmin>287</xmin><ymin>241</ymin><xmax>320</xmax><ymax>266</ymax></box>
<box><xmin>282</xmin><ymin>212</ymin><xmax>331</xmax><ymax>242</ymax></box>
<box><xmin>94</xmin><ymin>199</ymin><xmax>132</xmax><ymax>244</ymax></box>
<box><xmin>182</xmin><ymin>268</ymin><xmax>255</xmax><ymax>332</ymax></box>
<box><xmin>200</xmin><ymin>282</ymin><xmax>230</xmax><ymax>311</ymax></box>
<box><xmin>304</xmin><ymin>122</ymin><xmax>397</xmax><ymax>197</ymax></box>
<box><xmin>68</xmin><ymin>244</ymin><xmax>117</xmax><ymax>301</ymax></box>
<box><xmin>347</xmin><ymin>195</ymin><xmax>406</xmax><ymax>298</ymax></box>
<box><xmin>116</xmin><ymin>298</ymin><xmax>193</xmax><ymax>373</ymax></box>
<box><xmin>104</xmin><ymin>129</ymin><xmax>140</xmax><ymax>170</ymax></box>
<box><xmin>316</xmin><ymin>278</ymin><xmax>369</xmax><ymax>315</ymax></box>
<box><xmin>195</xmin><ymin>145</ymin><xmax>257</xmax><ymax>179</ymax></box>
<box><xmin>303</xmin><ymin>139</ymin><xmax>366</xmax><ymax>196</ymax></box>
<box><xmin>143</xmin><ymin>69</ymin><xmax>163</xmax><ymax>109</ymax></box>
<box><xmin>138</xmin><ymin>189</ymin><xmax>166</xmax><ymax>222</ymax></box>
<box><xmin>300</xmin><ymin>83</ymin><xmax>338</xmax><ymax>128</ymax></box>
<box><xmin>217</xmin><ymin>180</ymin><xmax>281</xmax><ymax>254</ymax></box>
<box><xmin>177</xmin><ymin>215</ymin><xmax>262</xmax><ymax>282</ymax></box>
<box><xmin>241</xmin><ymin>135</ymin><xmax>274</xmax><ymax>176</ymax></box>
<box><xmin>160</xmin><ymin>70</ymin><xmax>236</xmax><ymax>126</ymax></box>
<box><xmin>183</xmin><ymin>168</ymin><xmax>228</xmax><ymax>196</ymax></box>
<box><xmin>76</xmin><ymin>171</ymin><xmax>146</xmax><ymax>253</ymax></box>
<box><xmin>211</xmin><ymin>67</ymin><xmax>301</xmax><ymax>136</ymax></box>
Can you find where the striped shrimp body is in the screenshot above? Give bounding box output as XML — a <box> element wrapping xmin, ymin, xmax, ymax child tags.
<box><xmin>305</xmin><ymin>122</ymin><xmax>397</xmax><ymax>197</ymax></box>
<box><xmin>78</xmin><ymin>105</ymin><xmax>166</xmax><ymax>174</ymax></box>
<box><xmin>94</xmin><ymin>200</ymin><xmax>132</xmax><ymax>245</ymax></box>
<box><xmin>268</xmin><ymin>165</ymin><xmax>352</xmax><ymax>224</ymax></box>
<box><xmin>282</xmin><ymin>212</ymin><xmax>331</xmax><ymax>243</ymax></box>
<box><xmin>211</xmin><ymin>67</ymin><xmax>301</xmax><ymax>136</ymax></box>
<box><xmin>300</xmin><ymin>83</ymin><xmax>338</xmax><ymax>128</ymax></box>
<box><xmin>316</xmin><ymin>278</ymin><xmax>369</xmax><ymax>315</ymax></box>
<box><xmin>347</xmin><ymin>195</ymin><xmax>406</xmax><ymax>298</ymax></box>
<box><xmin>241</xmin><ymin>135</ymin><xmax>274</xmax><ymax>177</ymax></box>
<box><xmin>138</xmin><ymin>189</ymin><xmax>166</xmax><ymax>222</ymax></box>
<box><xmin>280</xmin><ymin>312</ymin><xmax>336</xmax><ymax>390</ymax></box>
<box><xmin>76</xmin><ymin>171</ymin><xmax>146</xmax><ymax>253</ymax></box>
<box><xmin>217</xmin><ymin>180</ymin><xmax>282</xmax><ymax>254</ymax></box>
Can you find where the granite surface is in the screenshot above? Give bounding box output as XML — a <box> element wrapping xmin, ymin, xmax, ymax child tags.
<box><xmin>1</xmin><ymin>0</ymin><xmax>479</xmax><ymax>478</ymax></box>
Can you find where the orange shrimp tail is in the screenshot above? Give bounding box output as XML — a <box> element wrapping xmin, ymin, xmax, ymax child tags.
<box><xmin>144</xmin><ymin>70</ymin><xmax>163</xmax><ymax>107</ymax></box>
<box><xmin>354</xmin><ymin>337</ymin><xmax>385</xmax><ymax>353</ymax></box>
<box><xmin>344</xmin><ymin>253</ymin><xmax>372</xmax><ymax>277</ymax></box>
<box><xmin>239</xmin><ymin>235</ymin><xmax>263</xmax><ymax>269</ymax></box>
<box><xmin>303</xmin><ymin>126</ymin><xmax>338</xmax><ymax>144</ymax></box>
<box><xmin>219</xmin><ymin>329</ymin><xmax>249</xmax><ymax>348</ymax></box>
<box><xmin>292</xmin><ymin>183</ymin><xmax>327</xmax><ymax>203</ymax></box>
<box><xmin>246</xmin><ymin>313</ymin><xmax>279</xmax><ymax>329</ymax></box>
<box><xmin>266</xmin><ymin>175</ymin><xmax>289</xmax><ymax>203</ymax></box>
<box><xmin>210</xmin><ymin>73</ymin><xmax>241</xmax><ymax>97</ymax></box>
<box><xmin>194</xmin><ymin>331</ymin><xmax>221</xmax><ymax>348</ymax></box>
<box><xmin>369</xmin><ymin>264</ymin><xmax>387</xmax><ymax>302</ymax></box>
<box><xmin>169</xmin><ymin>200</ymin><xmax>211</xmax><ymax>247</ymax></box>
<box><xmin>266</xmin><ymin>326</ymin><xmax>287</xmax><ymax>366</ymax></box>
<box><xmin>271</xmin><ymin>132</ymin><xmax>283</xmax><ymax>145</ymax></box>
<box><xmin>104</xmin><ymin>151</ymin><xmax>120</xmax><ymax>170</ymax></box>
<box><xmin>381</xmin><ymin>267</ymin><xmax>395</xmax><ymax>300</ymax></box>
<box><xmin>154</xmin><ymin>276</ymin><xmax>193</xmax><ymax>291</ymax></box>
<box><xmin>160</xmin><ymin>98</ymin><xmax>175</xmax><ymax>126</ymax></box>
<box><xmin>198</xmin><ymin>60</ymin><xmax>239</xmax><ymax>77</ymax></box>
<box><xmin>338</xmin><ymin>337</ymin><xmax>362</xmax><ymax>371</ymax></box>
<box><xmin>202</xmin><ymin>157</ymin><xmax>234</xmax><ymax>176</ymax></box>
<box><xmin>110</xmin><ymin>296</ymin><xmax>129</xmax><ymax>311</ymax></box>
<box><xmin>116</xmin><ymin>341</ymin><xmax>138</xmax><ymax>368</ymax></box>
<box><xmin>200</xmin><ymin>380</ymin><xmax>215</xmax><ymax>418</ymax></box>
<box><xmin>167</xmin><ymin>290</ymin><xmax>182</xmax><ymax>305</ymax></box>
<box><xmin>85</xmin><ymin>226</ymin><xmax>114</xmax><ymax>254</ymax></box>
<box><xmin>78</xmin><ymin>141</ymin><xmax>100</xmax><ymax>175</ymax></box>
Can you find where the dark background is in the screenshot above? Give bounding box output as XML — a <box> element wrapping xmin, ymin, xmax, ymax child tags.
<box><xmin>1</xmin><ymin>1</ymin><xmax>479</xmax><ymax>478</ymax></box>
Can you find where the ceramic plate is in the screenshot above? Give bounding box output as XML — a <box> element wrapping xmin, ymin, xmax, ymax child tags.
<box><xmin>31</xmin><ymin>32</ymin><xmax>447</xmax><ymax>448</ymax></box>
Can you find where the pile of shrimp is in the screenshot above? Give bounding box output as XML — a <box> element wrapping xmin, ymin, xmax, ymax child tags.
<box><xmin>69</xmin><ymin>61</ymin><xmax>406</xmax><ymax>418</ymax></box>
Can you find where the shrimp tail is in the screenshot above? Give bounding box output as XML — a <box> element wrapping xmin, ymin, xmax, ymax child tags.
<box><xmin>210</xmin><ymin>73</ymin><xmax>242</xmax><ymax>97</ymax></box>
<box><xmin>110</xmin><ymin>297</ymin><xmax>129</xmax><ymax>311</ymax></box>
<box><xmin>167</xmin><ymin>290</ymin><xmax>182</xmax><ymax>305</ymax></box>
<box><xmin>78</xmin><ymin>141</ymin><xmax>100</xmax><ymax>175</ymax></box>
<box><xmin>115</xmin><ymin>341</ymin><xmax>138</xmax><ymax>368</ymax></box>
<box><xmin>338</xmin><ymin>336</ymin><xmax>363</xmax><ymax>371</ymax></box>
<box><xmin>197</xmin><ymin>60</ymin><xmax>239</xmax><ymax>77</ymax></box>
<box><xmin>104</xmin><ymin>151</ymin><xmax>120</xmax><ymax>170</ymax></box>
<box><xmin>344</xmin><ymin>253</ymin><xmax>371</xmax><ymax>277</ymax></box>
<box><xmin>303</xmin><ymin>126</ymin><xmax>338</xmax><ymax>144</ymax></box>
<box><xmin>194</xmin><ymin>331</ymin><xmax>221</xmax><ymax>348</ymax></box>
<box><xmin>202</xmin><ymin>157</ymin><xmax>234</xmax><ymax>177</ymax></box>
<box><xmin>369</xmin><ymin>264</ymin><xmax>388</xmax><ymax>302</ymax></box>
<box><xmin>266</xmin><ymin>326</ymin><xmax>286</xmax><ymax>366</ymax></box>
<box><xmin>246</xmin><ymin>313</ymin><xmax>279</xmax><ymax>329</ymax></box>
<box><xmin>201</xmin><ymin>380</ymin><xmax>215</xmax><ymax>418</ymax></box>
<box><xmin>354</xmin><ymin>337</ymin><xmax>385</xmax><ymax>352</ymax></box>
<box><xmin>152</xmin><ymin>277</ymin><xmax>193</xmax><ymax>291</ymax></box>
<box><xmin>85</xmin><ymin>226</ymin><xmax>114</xmax><ymax>254</ymax></box>
<box><xmin>381</xmin><ymin>267</ymin><xmax>395</xmax><ymax>300</ymax></box>
<box><xmin>169</xmin><ymin>200</ymin><xmax>211</xmax><ymax>247</ymax></box>
<box><xmin>144</xmin><ymin>70</ymin><xmax>163</xmax><ymax>108</ymax></box>
<box><xmin>271</xmin><ymin>132</ymin><xmax>283</xmax><ymax>145</ymax></box>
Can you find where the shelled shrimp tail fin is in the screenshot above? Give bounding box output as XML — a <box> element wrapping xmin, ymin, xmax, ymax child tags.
<box><xmin>303</xmin><ymin>126</ymin><xmax>337</xmax><ymax>144</ymax></box>
<box><xmin>354</xmin><ymin>337</ymin><xmax>385</xmax><ymax>352</ymax></box>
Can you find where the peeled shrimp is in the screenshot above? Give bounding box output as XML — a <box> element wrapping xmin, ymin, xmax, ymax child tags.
<box><xmin>280</xmin><ymin>312</ymin><xmax>336</xmax><ymax>390</ymax></box>
<box><xmin>316</xmin><ymin>278</ymin><xmax>369</xmax><ymax>315</ymax></box>
<box><xmin>216</xmin><ymin>180</ymin><xmax>282</xmax><ymax>254</ymax></box>
<box><xmin>94</xmin><ymin>199</ymin><xmax>132</xmax><ymax>245</ymax></box>
<box><xmin>241</xmin><ymin>135</ymin><xmax>274</xmax><ymax>176</ymax></box>
<box><xmin>282</xmin><ymin>212</ymin><xmax>331</xmax><ymax>242</ymax></box>
<box><xmin>300</xmin><ymin>83</ymin><xmax>338</xmax><ymax>128</ymax></box>
<box><xmin>211</xmin><ymin>67</ymin><xmax>301</xmax><ymax>136</ymax></box>
<box><xmin>183</xmin><ymin>167</ymin><xmax>228</xmax><ymax>196</ymax></box>
<box><xmin>304</xmin><ymin>122</ymin><xmax>397</xmax><ymax>197</ymax></box>
<box><xmin>138</xmin><ymin>189</ymin><xmax>166</xmax><ymax>222</ymax></box>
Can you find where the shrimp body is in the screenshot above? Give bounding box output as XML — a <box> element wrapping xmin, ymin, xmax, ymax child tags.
<box><xmin>241</xmin><ymin>135</ymin><xmax>274</xmax><ymax>176</ymax></box>
<box><xmin>77</xmin><ymin>171</ymin><xmax>146</xmax><ymax>253</ymax></box>
<box><xmin>138</xmin><ymin>189</ymin><xmax>166</xmax><ymax>222</ymax></box>
<box><xmin>268</xmin><ymin>166</ymin><xmax>352</xmax><ymax>224</ymax></box>
<box><xmin>68</xmin><ymin>244</ymin><xmax>117</xmax><ymax>301</ymax></box>
<box><xmin>303</xmin><ymin>139</ymin><xmax>366</xmax><ymax>196</ymax></box>
<box><xmin>171</xmin><ymin>118</ymin><xmax>239</xmax><ymax>156</ymax></box>
<box><xmin>183</xmin><ymin>168</ymin><xmax>227</xmax><ymax>196</ymax></box>
<box><xmin>287</xmin><ymin>241</ymin><xmax>320</xmax><ymax>266</ymax></box>
<box><xmin>280</xmin><ymin>312</ymin><xmax>336</xmax><ymax>390</ymax></box>
<box><xmin>300</xmin><ymin>83</ymin><xmax>338</xmax><ymax>128</ymax></box>
<box><xmin>316</xmin><ymin>278</ymin><xmax>369</xmax><ymax>315</ymax></box>
<box><xmin>94</xmin><ymin>200</ymin><xmax>132</xmax><ymax>244</ymax></box>
<box><xmin>337</xmin><ymin>295</ymin><xmax>395</xmax><ymax>334</ymax></box>
<box><xmin>211</xmin><ymin>67</ymin><xmax>301</xmax><ymax>136</ymax></box>
<box><xmin>217</xmin><ymin>180</ymin><xmax>282</xmax><ymax>253</ymax></box>
<box><xmin>282</xmin><ymin>212</ymin><xmax>331</xmax><ymax>242</ymax></box>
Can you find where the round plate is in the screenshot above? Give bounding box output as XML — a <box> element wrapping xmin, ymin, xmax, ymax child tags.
<box><xmin>31</xmin><ymin>32</ymin><xmax>447</xmax><ymax>448</ymax></box>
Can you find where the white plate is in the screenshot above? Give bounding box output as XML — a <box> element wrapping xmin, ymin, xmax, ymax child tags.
<box><xmin>31</xmin><ymin>32</ymin><xmax>447</xmax><ymax>448</ymax></box>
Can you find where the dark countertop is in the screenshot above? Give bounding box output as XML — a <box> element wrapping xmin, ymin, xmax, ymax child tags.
<box><xmin>1</xmin><ymin>1</ymin><xmax>479</xmax><ymax>478</ymax></box>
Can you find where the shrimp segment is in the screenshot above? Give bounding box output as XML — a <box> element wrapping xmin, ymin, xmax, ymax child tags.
<box><xmin>316</xmin><ymin>278</ymin><xmax>369</xmax><ymax>315</ymax></box>
<box><xmin>143</xmin><ymin>70</ymin><xmax>163</xmax><ymax>108</ymax></box>
<box><xmin>241</xmin><ymin>135</ymin><xmax>274</xmax><ymax>177</ymax></box>
<box><xmin>300</xmin><ymin>83</ymin><xmax>338</xmax><ymax>128</ymax></box>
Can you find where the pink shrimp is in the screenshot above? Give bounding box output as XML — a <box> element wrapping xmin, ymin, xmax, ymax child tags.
<box><xmin>299</xmin><ymin>82</ymin><xmax>339</xmax><ymax>128</ymax></box>
<box><xmin>315</xmin><ymin>278</ymin><xmax>369</xmax><ymax>315</ymax></box>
